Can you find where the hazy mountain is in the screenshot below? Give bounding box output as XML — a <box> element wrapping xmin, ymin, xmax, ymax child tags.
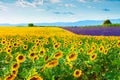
<box><xmin>0</xmin><ymin>18</ymin><xmax>120</xmax><ymax>26</ymax></box>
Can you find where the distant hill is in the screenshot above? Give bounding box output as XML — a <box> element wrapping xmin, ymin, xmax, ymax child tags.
<box><xmin>0</xmin><ymin>18</ymin><xmax>120</xmax><ymax>26</ymax></box>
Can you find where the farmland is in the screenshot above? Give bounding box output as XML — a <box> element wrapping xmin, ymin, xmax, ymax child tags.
<box><xmin>0</xmin><ymin>27</ymin><xmax>120</xmax><ymax>80</ymax></box>
<box><xmin>63</xmin><ymin>26</ymin><xmax>120</xmax><ymax>36</ymax></box>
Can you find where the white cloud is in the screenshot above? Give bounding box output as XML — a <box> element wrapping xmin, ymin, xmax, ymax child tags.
<box><xmin>64</xmin><ymin>4</ymin><xmax>75</xmax><ymax>7</ymax></box>
<box><xmin>59</xmin><ymin>3</ymin><xmax>75</xmax><ymax>8</ymax></box>
<box><xmin>0</xmin><ymin>5</ymin><xmax>7</xmax><ymax>11</ymax></box>
<box><xmin>16</xmin><ymin>0</ymin><xmax>44</xmax><ymax>7</ymax></box>
<box><xmin>36</xmin><ymin>8</ymin><xmax>45</xmax><ymax>11</ymax></box>
<box><xmin>0</xmin><ymin>2</ymin><xmax>7</xmax><ymax>11</ymax></box>
<box><xmin>79</xmin><ymin>0</ymin><xmax>86</xmax><ymax>3</ymax></box>
<box><xmin>87</xmin><ymin>5</ymin><xmax>95</xmax><ymax>8</ymax></box>
<box><xmin>50</xmin><ymin>0</ymin><xmax>60</xmax><ymax>4</ymax></box>
<box><xmin>78</xmin><ymin>0</ymin><xmax>101</xmax><ymax>2</ymax></box>
<box><xmin>93</xmin><ymin>0</ymin><xmax>101</xmax><ymax>2</ymax></box>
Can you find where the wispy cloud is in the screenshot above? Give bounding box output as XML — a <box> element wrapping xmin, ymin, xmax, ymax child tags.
<box><xmin>54</xmin><ymin>11</ymin><xmax>74</xmax><ymax>15</ymax></box>
<box><xmin>16</xmin><ymin>0</ymin><xmax>44</xmax><ymax>7</ymax></box>
<box><xmin>65</xmin><ymin>4</ymin><xmax>75</xmax><ymax>7</ymax></box>
<box><xmin>59</xmin><ymin>3</ymin><xmax>75</xmax><ymax>8</ymax></box>
<box><xmin>36</xmin><ymin>8</ymin><xmax>45</xmax><ymax>11</ymax></box>
<box><xmin>79</xmin><ymin>0</ymin><xmax>86</xmax><ymax>3</ymax></box>
<box><xmin>87</xmin><ymin>5</ymin><xmax>95</xmax><ymax>8</ymax></box>
<box><xmin>0</xmin><ymin>5</ymin><xmax>7</xmax><ymax>11</ymax></box>
<box><xmin>78</xmin><ymin>0</ymin><xmax>102</xmax><ymax>2</ymax></box>
<box><xmin>102</xmin><ymin>8</ymin><xmax>110</xmax><ymax>11</ymax></box>
<box><xmin>50</xmin><ymin>0</ymin><xmax>60</xmax><ymax>4</ymax></box>
<box><xmin>79</xmin><ymin>0</ymin><xmax>120</xmax><ymax>2</ymax></box>
<box><xmin>0</xmin><ymin>2</ymin><xmax>7</xmax><ymax>11</ymax></box>
<box><xmin>105</xmin><ymin>0</ymin><xmax>120</xmax><ymax>1</ymax></box>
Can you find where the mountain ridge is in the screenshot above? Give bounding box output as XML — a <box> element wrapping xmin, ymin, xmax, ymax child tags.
<box><xmin>0</xmin><ymin>18</ymin><xmax>120</xmax><ymax>26</ymax></box>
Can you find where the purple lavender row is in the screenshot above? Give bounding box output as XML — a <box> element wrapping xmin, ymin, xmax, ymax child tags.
<box><xmin>63</xmin><ymin>27</ymin><xmax>120</xmax><ymax>36</ymax></box>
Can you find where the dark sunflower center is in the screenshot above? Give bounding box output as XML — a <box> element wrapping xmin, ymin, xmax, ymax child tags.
<box><xmin>40</xmin><ymin>51</ymin><xmax>44</xmax><ymax>55</ymax></box>
<box><xmin>13</xmin><ymin>63</ymin><xmax>18</xmax><ymax>68</ymax></box>
<box><xmin>14</xmin><ymin>43</ymin><xmax>17</xmax><ymax>46</ymax></box>
<box><xmin>30</xmin><ymin>77</ymin><xmax>38</xmax><ymax>80</ymax></box>
<box><xmin>76</xmin><ymin>71</ymin><xmax>80</xmax><ymax>75</ymax></box>
<box><xmin>30</xmin><ymin>53</ymin><xmax>35</xmax><ymax>56</ymax></box>
<box><xmin>6</xmin><ymin>74</ymin><xmax>13</xmax><ymax>80</ymax></box>
<box><xmin>69</xmin><ymin>54</ymin><xmax>75</xmax><ymax>58</ymax></box>
<box><xmin>55</xmin><ymin>45</ymin><xmax>58</xmax><ymax>48</ymax></box>
<box><xmin>100</xmin><ymin>47</ymin><xmax>102</xmax><ymax>51</ymax></box>
<box><xmin>12</xmin><ymin>70</ymin><xmax>16</xmax><ymax>74</ymax></box>
<box><xmin>92</xmin><ymin>55</ymin><xmax>95</xmax><ymax>58</ymax></box>
<box><xmin>24</xmin><ymin>46</ymin><xmax>27</xmax><ymax>48</ymax></box>
<box><xmin>44</xmin><ymin>56</ymin><xmax>48</xmax><ymax>61</ymax></box>
<box><xmin>8</xmin><ymin>49</ymin><xmax>11</xmax><ymax>52</ymax></box>
<box><xmin>55</xmin><ymin>53</ymin><xmax>61</xmax><ymax>57</ymax></box>
<box><xmin>19</xmin><ymin>55</ymin><xmax>24</xmax><ymax>60</ymax></box>
<box><xmin>3</xmin><ymin>41</ymin><xmax>5</xmax><ymax>44</ymax></box>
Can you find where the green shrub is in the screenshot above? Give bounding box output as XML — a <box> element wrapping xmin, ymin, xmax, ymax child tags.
<box><xmin>28</xmin><ymin>23</ymin><xmax>34</xmax><ymax>27</ymax></box>
<box><xmin>103</xmin><ymin>19</ymin><xmax>112</xmax><ymax>26</ymax></box>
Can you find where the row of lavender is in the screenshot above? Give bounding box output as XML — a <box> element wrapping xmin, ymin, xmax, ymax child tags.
<box><xmin>63</xmin><ymin>27</ymin><xmax>120</xmax><ymax>36</ymax></box>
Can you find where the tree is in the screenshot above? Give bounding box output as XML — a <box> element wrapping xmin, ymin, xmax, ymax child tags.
<box><xmin>103</xmin><ymin>19</ymin><xmax>112</xmax><ymax>25</ymax></box>
<box><xmin>28</xmin><ymin>23</ymin><xmax>34</xmax><ymax>27</ymax></box>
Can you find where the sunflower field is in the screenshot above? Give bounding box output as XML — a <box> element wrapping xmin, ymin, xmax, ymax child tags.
<box><xmin>0</xmin><ymin>27</ymin><xmax>120</xmax><ymax>80</ymax></box>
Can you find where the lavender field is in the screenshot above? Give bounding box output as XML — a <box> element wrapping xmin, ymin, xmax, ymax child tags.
<box><xmin>63</xmin><ymin>27</ymin><xmax>120</xmax><ymax>36</ymax></box>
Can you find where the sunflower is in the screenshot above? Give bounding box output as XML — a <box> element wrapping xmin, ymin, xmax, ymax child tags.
<box><xmin>117</xmin><ymin>41</ymin><xmax>120</xmax><ymax>48</ymax></box>
<box><xmin>73</xmin><ymin>69</ymin><xmax>82</xmax><ymax>78</ymax></box>
<box><xmin>27</xmin><ymin>75</ymin><xmax>43</xmax><ymax>80</ymax></box>
<box><xmin>36</xmin><ymin>42</ymin><xmax>40</xmax><ymax>46</ymax></box>
<box><xmin>39</xmin><ymin>48</ymin><xmax>45</xmax><ymax>56</ymax></box>
<box><xmin>13</xmin><ymin>42</ymin><xmax>18</xmax><ymax>47</ymax></box>
<box><xmin>79</xmin><ymin>41</ymin><xmax>83</xmax><ymax>45</ymax></box>
<box><xmin>11</xmin><ymin>62</ymin><xmax>20</xmax><ymax>70</ymax></box>
<box><xmin>79</xmin><ymin>48</ymin><xmax>83</xmax><ymax>53</ymax></box>
<box><xmin>6</xmin><ymin>48</ymin><xmax>12</xmax><ymax>54</ymax></box>
<box><xmin>32</xmin><ymin>46</ymin><xmax>37</xmax><ymax>50</ymax></box>
<box><xmin>67</xmin><ymin>52</ymin><xmax>78</xmax><ymax>61</ymax></box>
<box><xmin>54</xmin><ymin>42</ymin><xmax>61</xmax><ymax>49</ymax></box>
<box><xmin>87</xmin><ymin>49</ymin><xmax>94</xmax><ymax>55</ymax></box>
<box><xmin>54</xmin><ymin>44</ymin><xmax>59</xmax><ymax>49</ymax></box>
<box><xmin>28</xmin><ymin>52</ymin><xmax>35</xmax><ymax>59</ymax></box>
<box><xmin>90</xmin><ymin>54</ymin><xmax>97</xmax><ymax>60</ymax></box>
<box><xmin>99</xmin><ymin>45</ymin><xmax>104</xmax><ymax>53</ymax></box>
<box><xmin>54</xmin><ymin>51</ymin><xmax>63</xmax><ymax>59</ymax></box>
<box><xmin>1</xmin><ymin>40</ymin><xmax>7</xmax><ymax>45</ymax></box>
<box><xmin>70</xmin><ymin>47</ymin><xmax>75</xmax><ymax>51</ymax></box>
<box><xmin>104</xmin><ymin>49</ymin><xmax>108</xmax><ymax>55</ymax></box>
<box><xmin>85</xmin><ymin>43</ymin><xmax>89</xmax><ymax>48</ymax></box>
<box><xmin>91</xmin><ymin>42</ymin><xmax>97</xmax><ymax>50</ymax></box>
<box><xmin>23</xmin><ymin>45</ymin><xmax>28</xmax><ymax>50</ymax></box>
<box><xmin>44</xmin><ymin>55</ymin><xmax>49</xmax><ymax>62</ymax></box>
<box><xmin>34</xmin><ymin>55</ymin><xmax>39</xmax><ymax>61</ymax></box>
<box><xmin>0</xmin><ymin>48</ymin><xmax>2</xmax><ymax>53</ymax></box>
<box><xmin>45</xmin><ymin>41</ymin><xmax>49</xmax><ymax>45</ymax></box>
<box><xmin>12</xmin><ymin>69</ymin><xmax>18</xmax><ymax>76</ymax></box>
<box><xmin>16</xmin><ymin>54</ymin><xmax>26</xmax><ymax>63</ymax></box>
<box><xmin>4</xmin><ymin>74</ymin><xmax>15</xmax><ymax>80</ymax></box>
<box><xmin>45</xmin><ymin>60</ymin><xmax>58</xmax><ymax>68</ymax></box>
<box><xmin>8</xmin><ymin>45</ymin><xmax>12</xmax><ymax>48</ymax></box>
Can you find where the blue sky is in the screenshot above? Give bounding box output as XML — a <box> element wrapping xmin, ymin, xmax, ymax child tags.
<box><xmin>0</xmin><ymin>0</ymin><xmax>120</xmax><ymax>24</ymax></box>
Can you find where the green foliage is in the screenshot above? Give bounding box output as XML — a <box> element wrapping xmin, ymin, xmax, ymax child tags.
<box><xmin>103</xmin><ymin>23</ymin><xmax>120</xmax><ymax>27</ymax></box>
<box><xmin>28</xmin><ymin>23</ymin><xmax>34</xmax><ymax>27</ymax></box>
<box><xmin>0</xmin><ymin>27</ymin><xmax>120</xmax><ymax>80</ymax></box>
<box><xmin>103</xmin><ymin>19</ymin><xmax>112</xmax><ymax>26</ymax></box>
